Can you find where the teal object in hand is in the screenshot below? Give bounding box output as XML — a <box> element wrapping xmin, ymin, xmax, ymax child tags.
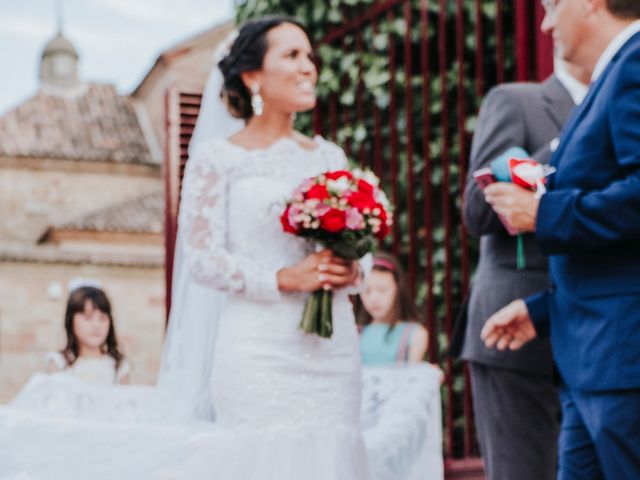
<box><xmin>490</xmin><ymin>146</ymin><xmax>530</xmax><ymax>182</ymax></box>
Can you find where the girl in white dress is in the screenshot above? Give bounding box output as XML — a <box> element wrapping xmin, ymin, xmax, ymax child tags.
<box><xmin>45</xmin><ymin>285</ymin><xmax>130</xmax><ymax>385</ymax></box>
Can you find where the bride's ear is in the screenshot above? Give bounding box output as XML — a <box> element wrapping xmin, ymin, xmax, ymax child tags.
<box><xmin>240</xmin><ymin>71</ymin><xmax>260</xmax><ymax>92</ymax></box>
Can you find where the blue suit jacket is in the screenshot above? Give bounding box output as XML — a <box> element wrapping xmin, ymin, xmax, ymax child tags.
<box><xmin>526</xmin><ymin>32</ymin><xmax>640</xmax><ymax>392</ymax></box>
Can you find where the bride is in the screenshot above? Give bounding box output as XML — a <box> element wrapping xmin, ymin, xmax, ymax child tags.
<box><xmin>158</xmin><ymin>15</ymin><xmax>370</xmax><ymax>479</ymax></box>
<box><xmin>0</xmin><ymin>15</ymin><xmax>443</xmax><ymax>480</ymax></box>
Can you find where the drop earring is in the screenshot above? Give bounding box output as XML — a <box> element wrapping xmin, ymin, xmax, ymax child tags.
<box><xmin>251</xmin><ymin>84</ymin><xmax>264</xmax><ymax>116</ymax></box>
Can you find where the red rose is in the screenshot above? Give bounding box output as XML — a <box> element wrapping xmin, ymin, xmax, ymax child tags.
<box><xmin>375</xmin><ymin>203</ymin><xmax>387</xmax><ymax>218</ymax></box>
<box><xmin>280</xmin><ymin>206</ymin><xmax>299</xmax><ymax>234</ymax></box>
<box><xmin>377</xmin><ymin>222</ymin><xmax>391</xmax><ymax>240</ymax></box>
<box><xmin>320</xmin><ymin>208</ymin><xmax>347</xmax><ymax>233</ymax></box>
<box><xmin>347</xmin><ymin>191</ymin><xmax>377</xmax><ymax>211</ymax></box>
<box><xmin>374</xmin><ymin>205</ymin><xmax>391</xmax><ymax>239</ymax></box>
<box><xmin>325</xmin><ymin>170</ymin><xmax>353</xmax><ymax>181</ymax></box>
<box><xmin>305</xmin><ymin>184</ymin><xmax>330</xmax><ymax>201</ymax></box>
<box><xmin>357</xmin><ymin>179</ymin><xmax>375</xmax><ymax>195</ymax></box>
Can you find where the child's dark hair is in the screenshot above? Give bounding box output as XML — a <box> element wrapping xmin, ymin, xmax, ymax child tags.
<box><xmin>218</xmin><ymin>15</ymin><xmax>311</xmax><ymax>119</ymax></box>
<box><xmin>353</xmin><ymin>252</ymin><xmax>421</xmax><ymax>333</ymax></box>
<box><xmin>61</xmin><ymin>286</ymin><xmax>124</xmax><ymax>368</ymax></box>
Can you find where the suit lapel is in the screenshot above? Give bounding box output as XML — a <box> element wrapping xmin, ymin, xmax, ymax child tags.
<box><xmin>549</xmin><ymin>65</ymin><xmax>611</xmax><ymax>170</ymax></box>
<box><xmin>549</xmin><ymin>80</ymin><xmax>601</xmax><ymax>168</ymax></box>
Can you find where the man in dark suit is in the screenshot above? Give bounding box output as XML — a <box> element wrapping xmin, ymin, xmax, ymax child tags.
<box><xmin>461</xmin><ymin>61</ymin><xmax>588</xmax><ymax>480</ymax></box>
<box><xmin>482</xmin><ymin>0</ymin><xmax>640</xmax><ymax>477</ymax></box>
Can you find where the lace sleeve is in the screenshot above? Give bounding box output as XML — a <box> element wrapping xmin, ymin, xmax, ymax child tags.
<box><xmin>179</xmin><ymin>142</ymin><xmax>283</xmax><ymax>302</ymax></box>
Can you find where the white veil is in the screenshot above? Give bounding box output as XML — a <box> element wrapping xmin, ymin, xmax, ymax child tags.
<box><xmin>155</xmin><ymin>31</ymin><xmax>243</xmax><ymax>422</ymax></box>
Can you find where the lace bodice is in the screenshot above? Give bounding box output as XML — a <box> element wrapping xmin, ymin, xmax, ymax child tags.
<box><xmin>178</xmin><ymin>135</ymin><xmax>349</xmax><ymax>301</ymax></box>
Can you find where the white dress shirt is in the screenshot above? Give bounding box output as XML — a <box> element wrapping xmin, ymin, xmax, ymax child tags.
<box><xmin>554</xmin><ymin>59</ymin><xmax>589</xmax><ymax>105</ymax></box>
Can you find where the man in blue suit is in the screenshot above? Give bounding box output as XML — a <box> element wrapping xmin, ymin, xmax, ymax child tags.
<box><xmin>479</xmin><ymin>0</ymin><xmax>640</xmax><ymax>478</ymax></box>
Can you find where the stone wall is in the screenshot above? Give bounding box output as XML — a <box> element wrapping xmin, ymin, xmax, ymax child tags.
<box><xmin>0</xmin><ymin>158</ymin><xmax>161</xmax><ymax>243</ymax></box>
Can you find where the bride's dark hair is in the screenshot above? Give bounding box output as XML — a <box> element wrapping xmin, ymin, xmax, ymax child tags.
<box><xmin>218</xmin><ymin>16</ymin><xmax>310</xmax><ymax>120</ymax></box>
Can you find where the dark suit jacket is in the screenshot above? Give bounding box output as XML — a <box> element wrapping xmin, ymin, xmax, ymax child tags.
<box><xmin>526</xmin><ymin>33</ymin><xmax>640</xmax><ymax>391</ymax></box>
<box><xmin>461</xmin><ymin>76</ymin><xmax>576</xmax><ymax>376</ymax></box>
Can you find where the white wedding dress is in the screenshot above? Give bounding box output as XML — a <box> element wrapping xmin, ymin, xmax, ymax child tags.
<box><xmin>157</xmin><ymin>135</ymin><xmax>369</xmax><ymax>479</ymax></box>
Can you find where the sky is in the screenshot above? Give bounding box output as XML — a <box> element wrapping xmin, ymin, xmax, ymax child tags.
<box><xmin>0</xmin><ymin>0</ymin><xmax>236</xmax><ymax>115</ymax></box>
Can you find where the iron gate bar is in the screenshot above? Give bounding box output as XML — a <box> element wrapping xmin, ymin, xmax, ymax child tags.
<box><xmin>497</xmin><ymin>0</ymin><xmax>506</xmax><ymax>84</ymax></box>
<box><xmin>329</xmin><ymin>93</ymin><xmax>338</xmax><ymax>142</ymax></box>
<box><xmin>343</xmin><ymin>72</ymin><xmax>352</xmax><ymax>158</ymax></box>
<box><xmin>475</xmin><ymin>0</ymin><xmax>485</xmax><ymax>97</ymax></box>
<box><xmin>455</xmin><ymin>0</ymin><xmax>474</xmax><ymax>459</ymax></box>
<box><xmin>437</xmin><ymin>0</ymin><xmax>456</xmax><ymax>457</ymax></box>
<box><xmin>456</xmin><ymin>0</ymin><xmax>470</xmax><ymax>314</ymax></box>
<box><xmin>418</xmin><ymin>0</ymin><xmax>436</xmax><ymax>364</ymax></box>
<box><xmin>515</xmin><ymin>0</ymin><xmax>532</xmax><ymax>81</ymax></box>
<box><xmin>387</xmin><ymin>8</ymin><xmax>401</xmax><ymax>257</ymax></box>
<box><xmin>536</xmin><ymin>3</ymin><xmax>554</xmax><ymax>79</ymax></box>
<box><xmin>371</xmin><ymin>19</ymin><xmax>385</xmax><ymax>184</ymax></box>
<box><xmin>404</xmin><ymin>1</ymin><xmax>418</xmax><ymax>298</ymax></box>
<box><xmin>356</xmin><ymin>28</ymin><xmax>367</xmax><ymax>167</ymax></box>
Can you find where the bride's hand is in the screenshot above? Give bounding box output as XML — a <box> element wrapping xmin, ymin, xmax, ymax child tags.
<box><xmin>277</xmin><ymin>250</ymin><xmax>359</xmax><ymax>293</ymax></box>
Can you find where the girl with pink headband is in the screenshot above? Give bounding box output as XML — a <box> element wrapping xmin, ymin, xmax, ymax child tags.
<box><xmin>353</xmin><ymin>252</ymin><xmax>429</xmax><ymax>364</ymax></box>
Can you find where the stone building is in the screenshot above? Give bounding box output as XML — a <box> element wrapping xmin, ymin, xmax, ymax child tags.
<box><xmin>0</xmin><ymin>20</ymin><xmax>232</xmax><ymax>402</ymax></box>
<box><xmin>0</xmin><ymin>31</ymin><xmax>164</xmax><ymax>402</ymax></box>
<box><xmin>132</xmin><ymin>20</ymin><xmax>235</xmax><ymax>151</ymax></box>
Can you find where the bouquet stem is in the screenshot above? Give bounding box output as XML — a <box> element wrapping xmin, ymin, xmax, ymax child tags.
<box><xmin>300</xmin><ymin>289</ymin><xmax>334</xmax><ymax>338</ymax></box>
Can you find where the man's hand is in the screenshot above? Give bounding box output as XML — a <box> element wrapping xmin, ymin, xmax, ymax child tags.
<box><xmin>480</xmin><ymin>299</ymin><xmax>537</xmax><ymax>351</ymax></box>
<box><xmin>484</xmin><ymin>182</ymin><xmax>540</xmax><ymax>232</ymax></box>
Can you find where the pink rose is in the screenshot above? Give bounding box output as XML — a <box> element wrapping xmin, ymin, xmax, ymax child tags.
<box><xmin>345</xmin><ymin>208</ymin><xmax>365</xmax><ymax>230</ymax></box>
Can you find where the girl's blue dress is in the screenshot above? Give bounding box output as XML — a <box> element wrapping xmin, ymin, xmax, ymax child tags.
<box><xmin>359</xmin><ymin>322</ymin><xmax>419</xmax><ymax>365</ymax></box>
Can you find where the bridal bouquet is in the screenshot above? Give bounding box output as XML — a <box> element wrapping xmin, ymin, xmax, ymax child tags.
<box><xmin>280</xmin><ymin>169</ymin><xmax>393</xmax><ymax>338</ymax></box>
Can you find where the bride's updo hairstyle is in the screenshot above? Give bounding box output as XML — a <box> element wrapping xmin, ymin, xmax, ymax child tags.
<box><xmin>218</xmin><ymin>16</ymin><xmax>310</xmax><ymax>120</ymax></box>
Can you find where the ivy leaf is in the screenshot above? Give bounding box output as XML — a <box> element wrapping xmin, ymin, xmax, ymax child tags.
<box><xmin>328</xmin><ymin>7</ymin><xmax>342</xmax><ymax>23</ymax></box>
<box><xmin>354</xmin><ymin>124</ymin><xmax>367</xmax><ymax>142</ymax></box>
<box><xmin>482</xmin><ymin>3</ymin><xmax>497</xmax><ymax>19</ymax></box>
<box><xmin>340</xmin><ymin>90</ymin><xmax>355</xmax><ymax>105</ymax></box>
<box><xmin>374</xmin><ymin>90</ymin><xmax>390</xmax><ymax>109</ymax></box>
<box><xmin>390</xmin><ymin>18</ymin><xmax>407</xmax><ymax>37</ymax></box>
<box><xmin>363</xmin><ymin>69</ymin><xmax>391</xmax><ymax>89</ymax></box>
<box><xmin>372</xmin><ymin>33</ymin><xmax>388</xmax><ymax>51</ymax></box>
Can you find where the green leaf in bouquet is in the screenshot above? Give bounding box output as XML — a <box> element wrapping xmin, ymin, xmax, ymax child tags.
<box><xmin>327</xmin><ymin>235</ymin><xmax>377</xmax><ymax>260</ymax></box>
